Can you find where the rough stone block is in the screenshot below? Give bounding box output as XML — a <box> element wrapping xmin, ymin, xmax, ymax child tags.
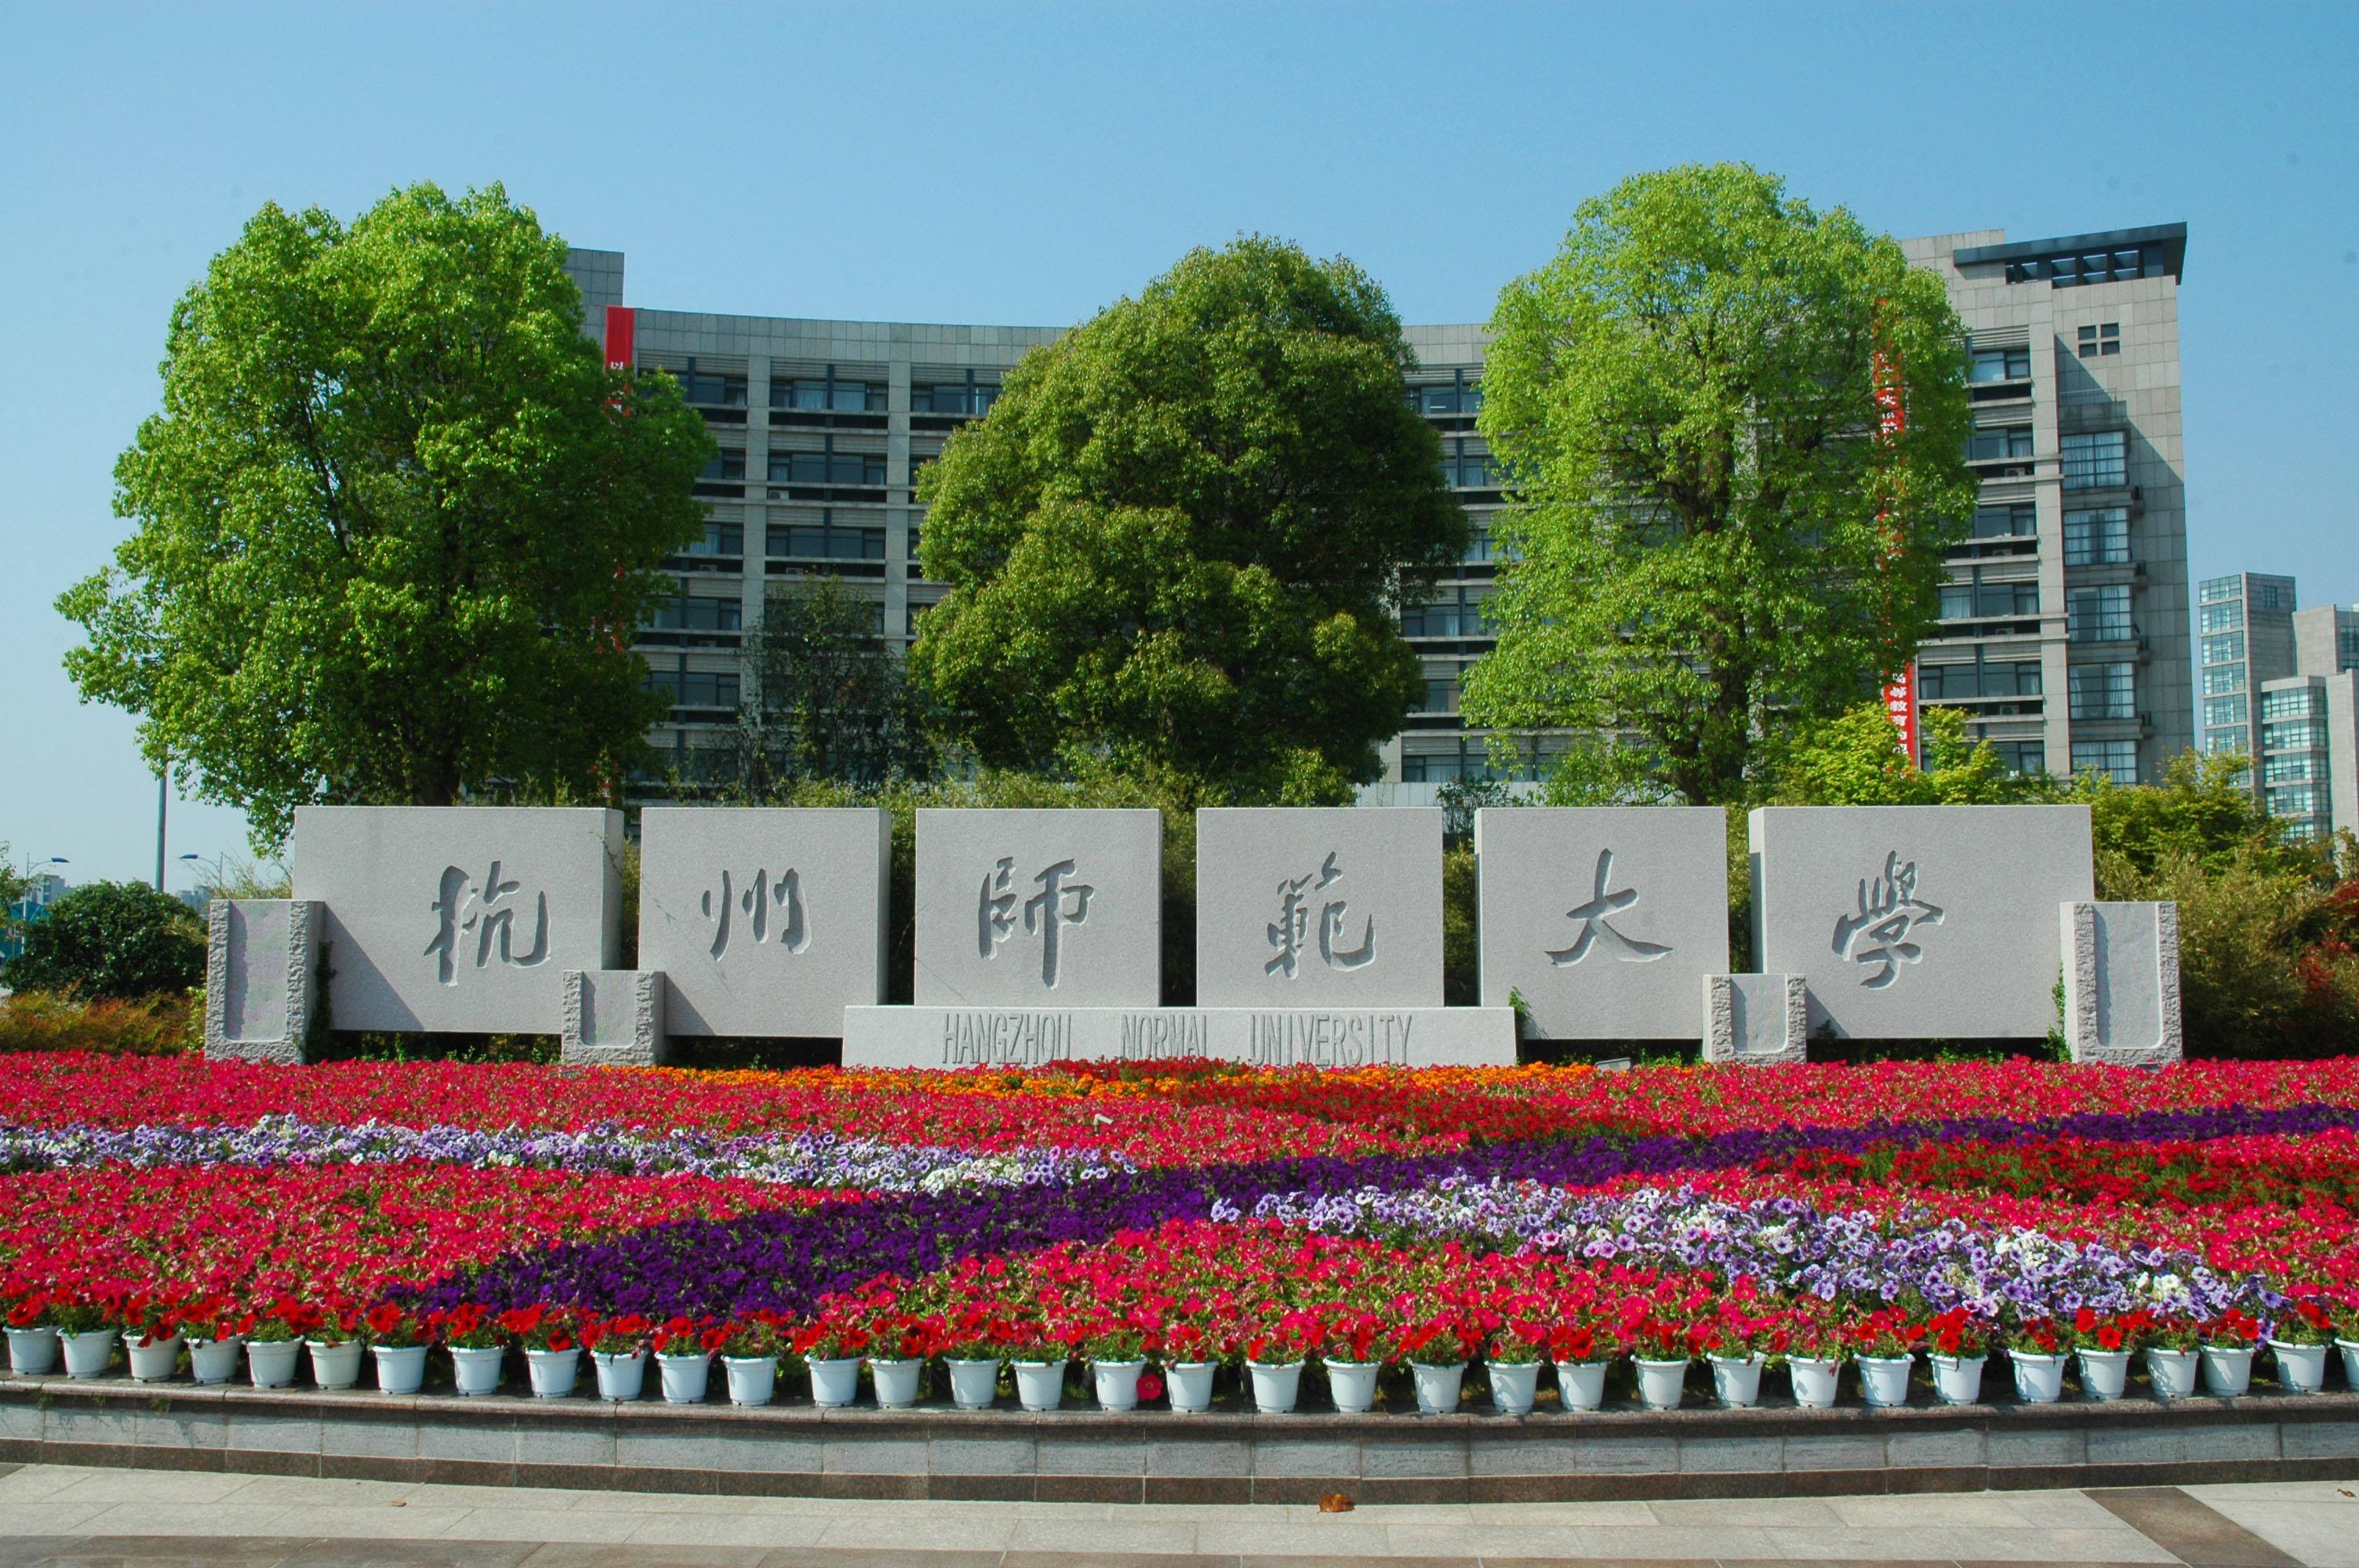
<box><xmin>1195</xmin><ymin>808</ymin><xmax>1442</xmax><ymax>1008</ymax></box>
<box><xmin>2063</xmin><ymin>901</ymin><xmax>2183</xmax><ymax>1065</ymax></box>
<box><xmin>1475</xmin><ymin>807</ymin><xmax>1729</xmax><ymax>1040</ymax></box>
<box><xmin>1701</xmin><ymin>973</ymin><xmax>1808</xmax><ymax>1064</ymax></box>
<box><xmin>561</xmin><ymin>970</ymin><xmax>667</xmax><ymax>1065</ymax></box>
<box><xmin>291</xmin><ymin>806</ymin><xmax>623</xmax><ymax>1034</ymax></box>
<box><xmin>1750</xmin><ymin>805</ymin><xmax>2095</xmax><ymax>1040</ymax></box>
<box><xmin>205</xmin><ymin>898</ymin><xmax>321</xmax><ymax>1063</ymax></box>
<box><xmin>638</xmin><ymin>807</ymin><xmax>889</xmax><ymax>1037</ymax></box>
<box><xmin>914</xmin><ymin>809</ymin><xmax>1161</xmax><ymax>1007</ymax></box>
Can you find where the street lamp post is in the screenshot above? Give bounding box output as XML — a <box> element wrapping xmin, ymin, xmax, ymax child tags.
<box><xmin>154</xmin><ymin>768</ymin><xmax>168</xmax><ymax>892</ymax></box>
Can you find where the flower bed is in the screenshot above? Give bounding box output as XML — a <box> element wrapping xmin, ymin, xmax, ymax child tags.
<box><xmin>5</xmin><ymin>1053</ymin><xmax>2359</xmax><ymax>1417</ymax></box>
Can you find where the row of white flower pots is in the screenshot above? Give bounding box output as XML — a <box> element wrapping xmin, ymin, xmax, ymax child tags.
<box><xmin>5</xmin><ymin>1327</ymin><xmax>2347</xmax><ymax>1410</ymax></box>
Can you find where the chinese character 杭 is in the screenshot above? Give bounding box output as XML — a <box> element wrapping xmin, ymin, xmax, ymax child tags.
<box><xmin>978</xmin><ymin>856</ymin><xmax>1095</xmax><ymax>988</ymax></box>
<box><xmin>1545</xmin><ymin>848</ymin><xmax>1672</xmax><ymax>966</ymax></box>
<box><xmin>1832</xmin><ymin>850</ymin><xmax>1946</xmax><ymax>989</ymax></box>
<box><xmin>1265</xmin><ymin>852</ymin><xmax>1376</xmax><ymax>978</ymax></box>
<box><xmin>423</xmin><ymin>861</ymin><xmax>550</xmax><ymax>985</ymax></box>
<box><xmin>701</xmin><ymin>867</ymin><xmax>809</xmax><ymax>960</ymax></box>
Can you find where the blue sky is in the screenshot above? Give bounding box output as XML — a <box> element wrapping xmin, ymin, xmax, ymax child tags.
<box><xmin>4</xmin><ymin>2</ymin><xmax>2354</xmax><ymax>885</ymax></box>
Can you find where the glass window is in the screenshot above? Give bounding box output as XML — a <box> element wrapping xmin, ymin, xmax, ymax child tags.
<box><xmin>2075</xmin><ymin>324</ymin><xmax>2120</xmax><ymax>360</ymax></box>
<box><xmin>2203</xmin><ymin>631</ymin><xmax>2246</xmax><ymax>664</ymax></box>
<box><xmin>2263</xmin><ymin>753</ymin><xmax>2324</xmax><ymax>786</ymax></box>
<box><xmin>2067</xmin><ymin>584</ymin><xmax>2133</xmax><ymax>643</ymax></box>
<box><xmin>1411</xmin><ymin>677</ymin><xmax>1457</xmax><ymax>713</ymax></box>
<box><xmin>675</xmin><ymin>369</ymin><xmax>748</xmax><ymax>407</ymax></box>
<box><xmin>1968</xmin><ymin>346</ymin><xmax>2032</xmax><ymax>382</ymax></box>
<box><xmin>2071</xmin><ymin>662</ymin><xmax>2137</xmax><ymax>720</ymax></box>
<box><xmin>1970</xmin><ymin>504</ymin><xmax>2036</xmax><ymax>539</ymax></box>
<box><xmin>1990</xmin><ymin>741</ymin><xmax>2046</xmax><ymax>776</ymax></box>
<box><xmin>698</xmin><ymin>452</ymin><xmax>746</xmax><ymax>482</ymax></box>
<box><xmin>912</xmin><ymin>383</ymin><xmax>1001</xmax><ymax>416</ymax></box>
<box><xmin>766</xmin><ymin>518</ymin><xmax>886</xmax><ymax>560</ymax></box>
<box><xmin>2199</xmin><ymin>599</ymin><xmax>2245</xmax><ymax>634</ymax></box>
<box><xmin>2061</xmin><ymin>430</ymin><xmax>2128</xmax><ymax>490</ymax></box>
<box><xmin>2201</xmin><ymin>576</ymin><xmax>2242</xmax><ymax>603</ymax></box>
<box><xmin>2205</xmin><ymin>727</ymin><xmax>2248</xmax><ymax>755</ymax></box>
<box><xmin>645</xmin><ymin>670</ymin><xmax>740</xmax><ymax>710</ymax></box>
<box><xmin>1968</xmin><ymin>426</ymin><xmax>2035</xmax><ymax>462</ymax></box>
<box><xmin>767</xmin><ymin>452</ymin><xmax>886</xmax><ymax>487</ymax></box>
<box><xmin>2203</xmin><ymin>694</ymin><xmax>2248</xmax><ymax>729</ymax></box>
<box><xmin>2063</xmin><ymin>506</ymin><xmax>2131</xmax><ymax>566</ymax></box>
<box><xmin>2203</xmin><ymin>662</ymin><xmax>2246</xmax><ymax>697</ymax></box>
<box><xmin>2070</xmin><ymin>739</ymin><xmax>2140</xmax><ymax>782</ymax></box>
<box><xmin>2261</xmin><ymin>685</ymin><xmax>2325</xmax><ymax>721</ymax></box>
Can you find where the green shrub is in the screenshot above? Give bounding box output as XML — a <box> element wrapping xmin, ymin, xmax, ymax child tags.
<box><xmin>5</xmin><ymin>880</ymin><xmax>205</xmax><ymax>999</ymax></box>
<box><xmin>0</xmin><ymin>990</ymin><xmax>198</xmax><ymax>1055</ymax></box>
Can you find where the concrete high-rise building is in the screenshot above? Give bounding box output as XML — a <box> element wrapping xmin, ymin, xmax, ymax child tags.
<box><xmin>568</xmin><ymin>217</ymin><xmax>2195</xmax><ymax>789</ymax></box>
<box><xmin>2196</xmin><ymin>572</ymin><xmax>2299</xmax><ymax>759</ymax></box>
<box><xmin>2293</xmin><ymin>603</ymin><xmax>2359</xmax><ymax>679</ymax></box>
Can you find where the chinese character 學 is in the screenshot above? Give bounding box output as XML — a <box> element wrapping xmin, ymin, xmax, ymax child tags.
<box><xmin>1545</xmin><ymin>848</ymin><xmax>1672</xmax><ymax>966</ymax></box>
<box><xmin>701</xmin><ymin>867</ymin><xmax>809</xmax><ymax>960</ymax></box>
<box><xmin>978</xmin><ymin>856</ymin><xmax>1094</xmax><ymax>988</ymax></box>
<box><xmin>423</xmin><ymin>861</ymin><xmax>550</xmax><ymax>985</ymax></box>
<box><xmin>1265</xmin><ymin>852</ymin><xmax>1376</xmax><ymax>979</ymax></box>
<box><xmin>1832</xmin><ymin>850</ymin><xmax>1946</xmax><ymax>989</ymax></box>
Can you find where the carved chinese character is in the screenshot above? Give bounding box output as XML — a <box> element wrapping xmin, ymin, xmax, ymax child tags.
<box><xmin>423</xmin><ymin>860</ymin><xmax>550</xmax><ymax>985</ymax></box>
<box><xmin>1545</xmin><ymin>848</ymin><xmax>1671</xmax><ymax>966</ymax></box>
<box><xmin>1833</xmin><ymin>850</ymin><xmax>1946</xmax><ymax>989</ymax></box>
<box><xmin>700</xmin><ymin>867</ymin><xmax>809</xmax><ymax>960</ymax></box>
<box><xmin>1266</xmin><ymin>851</ymin><xmax>1376</xmax><ymax>978</ymax></box>
<box><xmin>977</xmin><ymin>856</ymin><xmax>1094</xmax><ymax>988</ymax></box>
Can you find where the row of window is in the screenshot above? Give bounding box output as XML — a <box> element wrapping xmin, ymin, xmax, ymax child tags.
<box><xmin>2200</xmin><ymin>598</ymin><xmax>2245</xmax><ymax>634</ymax></box>
<box><xmin>1966</xmin><ymin>429</ymin><xmax>2130</xmax><ymax>489</ymax></box>
<box><xmin>2204</xmin><ymin>631</ymin><xmax>2246</xmax><ymax>665</ymax></box>
<box><xmin>2070</xmin><ymin>739</ymin><xmax>2141</xmax><ymax>781</ymax></box>
<box><xmin>2263</xmin><ymin>720</ymin><xmax>2325</xmax><ymax>751</ymax></box>
<box><xmin>645</xmin><ymin>670</ymin><xmax>740</xmax><ymax>709</ymax></box>
<box><xmin>2005</xmin><ymin>247</ymin><xmax>2167</xmax><ymax>287</ymax></box>
<box><xmin>2205</xmin><ymin>695</ymin><xmax>2246</xmax><ymax>730</ymax></box>
<box><xmin>1920</xmin><ymin>661</ymin><xmax>2041</xmax><ymax>699</ymax></box>
<box><xmin>700</xmin><ymin>452</ymin><xmax>890</xmax><ymax>487</ymax></box>
<box><xmin>2205</xmin><ymin>662</ymin><xmax>2245</xmax><ymax>697</ymax></box>
<box><xmin>1939</xmin><ymin>579</ymin><xmax>2040</xmax><ymax>621</ymax></box>
<box><xmin>1402</xmin><ymin>588</ymin><xmax>1495</xmax><ymax>639</ymax></box>
<box><xmin>667</xmin><ymin>366</ymin><xmax>1002</xmax><ymax>416</ymax></box>
<box><xmin>2263</xmin><ymin>753</ymin><xmax>2327</xmax><ymax>786</ymax></box>
<box><xmin>2262</xmin><ymin>686</ymin><xmax>2327</xmax><ymax>723</ymax></box>
<box><xmin>1408</xmin><ymin>380</ymin><xmax>1484</xmax><ymax>416</ymax></box>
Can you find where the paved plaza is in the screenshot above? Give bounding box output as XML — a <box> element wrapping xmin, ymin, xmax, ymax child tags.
<box><xmin>0</xmin><ymin>1463</ymin><xmax>2349</xmax><ymax>1566</ymax></box>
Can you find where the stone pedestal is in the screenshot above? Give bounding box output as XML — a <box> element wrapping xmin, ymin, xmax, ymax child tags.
<box><xmin>562</xmin><ymin>970</ymin><xmax>668</xmax><ymax>1066</ymax></box>
<box><xmin>841</xmin><ymin>1004</ymin><xmax>1516</xmax><ymax>1069</ymax></box>
<box><xmin>2062</xmin><ymin>902</ymin><xmax>2183</xmax><ymax>1066</ymax></box>
<box><xmin>203</xmin><ymin>899</ymin><xmax>322</xmax><ymax>1064</ymax></box>
<box><xmin>1701</xmin><ymin>974</ymin><xmax>1808</xmax><ymax>1065</ymax></box>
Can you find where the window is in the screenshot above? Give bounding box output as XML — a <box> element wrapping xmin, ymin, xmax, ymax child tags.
<box><xmin>1409</xmin><ymin>380</ymin><xmax>1483</xmax><ymax>416</ymax></box>
<box><xmin>1969</xmin><ymin>504</ymin><xmax>2036</xmax><ymax>539</ymax></box>
<box><xmin>2071</xmin><ymin>739</ymin><xmax>2140</xmax><ymax>781</ymax></box>
<box><xmin>1942</xmin><ymin>578</ymin><xmax>2039</xmax><ymax>619</ymax></box>
<box><xmin>645</xmin><ymin>597</ymin><xmax>742</xmax><ymax>633</ymax></box>
<box><xmin>682</xmin><ymin>519</ymin><xmax>744</xmax><ymax>557</ymax></box>
<box><xmin>2263</xmin><ymin>753</ymin><xmax>2324</xmax><ymax>786</ymax></box>
<box><xmin>1401</xmin><ymin>588</ymin><xmax>1490</xmax><ymax>639</ymax></box>
<box><xmin>1989</xmin><ymin>741</ymin><xmax>2047</xmax><ymax>776</ymax></box>
<box><xmin>2008</xmin><ymin>249</ymin><xmax>2159</xmax><ymax>286</ymax></box>
<box><xmin>2061</xmin><ymin>430</ymin><xmax>2128</xmax><ymax>490</ymax></box>
<box><xmin>1411</xmin><ymin>677</ymin><xmax>1457</xmax><ymax>714</ymax></box>
<box><xmin>767</xmin><ymin>451</ymin><xmax>887</xmax><ymax>487</ymax></box>
<box><xmin>2067</xmin><ymin>584</ymin><xmax>2133</xmax><ymax>642</ymax></box>
<box><xmin>2203</xmin><ymin>694</ymin><xmax>2248</xmax><ymax>730</ymax></box>
<box><xmin>2201</xmin><ymin>576</ymin><xmax>2243</xmax><ymax>604</ymax></box>
<box><xmin>2199</xmin><ymin>600</ymin><xmax>2245</xmax><ymax>635</ymax></box>
<box><xmin>1441</xmin><ymin>441</ymin><xmax>1499</xmax><ymax>488</ymax></box>
<box><xmin>2203</xmin><ymin>662</ymin><xmax>2246</xmax><ymax>697</ymax></box>
<box><xmin>1968</xmin><ymin>426</ymin><xmax>2035</xmax><ymax>462</ymax></box>
<box><xmin>2205</xmin><ymin>727</ymin><xmax>2248</xmax><ymax>755</ymax></box>
<box><xmin>674</xmin><ymin>368</ymin><xmax>747</xmax><ymax>407</ymax></box>
<box><xmin>645</xmin><ymin>670</ymin><xmax>740</xmax><ymax>710</ymax></box>
<box><xmin>2076</xmin><ymin>323</ymin><xmax>2122</xmax><ymax>358</ymax></box>
<box><xmin>766</xmin><ymin>516</ymin><xmax>885</xmax><ymax>560</ymax></box>
<box><xmin>1462</xmin><ymin>527</ymin><xmax>1499</xmax><ymax>564</ymax></box>
<box><xmin>2070</xmin><ymin>662</ymin><xmax>2136</xmax><ymax>720</ymax></box>
<box><xmin>698</xmin><ymin>452</ymin><xmax>746</xmax><ymax>483</ymax></box>
<box><xmin>905</xmin><ymin>600</ymin><xmax>932</xmax><ymax>638</ymax></box>
<box><xmin>2267</xmin><ymin>784</ymin><xmax>2322</xmax><ymax>818</ymax></box>
<box><xmin>1968</xmin><ymin>345</ymin><xmax>2033</xmax><ymax>383</ymax></box>
<box><xmin>2259</xmin><ymin>583</ymin><xmax>2281</xmax><ymax>609</ymax></box>
<box><xmin>911</xmin><ymin>382</ymin><xmax>1001</xmax><ymax>416</ymax></box>
<box><xmin>772</xmin><ymin>378</ymin><xmax>886</xmax><ymax>412</ymax></box>
<box><xmin>2203</xmin><ymin>631</ymin><xmax>2246</xmax><ymax>664</ymax></box>
<box><xmin>2261</xmin><ymin>686</ymin><xmax>2324</xmax><ymax>722</ymax></box>
<box><xmin>1920</xmin><ymin>661</ymin><xmax>2041</xmax><ymax>699</ymax></box>
<box><xmin>2062</xmin><ymin>506</ymin><xmax>2130</xmax><ymax>566</ymax></box>
<box><xmin>2341</xmin><ymin>626</ymin><xmax>2359</xmax><ymax>671</ymax></box>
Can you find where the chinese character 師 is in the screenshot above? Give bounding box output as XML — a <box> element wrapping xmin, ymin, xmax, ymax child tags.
<box><xmin>1545</xmin><ymin>848</ymin><xmax>1671</xmax><ymax>966</ymax></box>
<box><xmin>1832</xmin><ymin>850</ymin><xmax>1945</xmax><ymax>989</ymax></box>
<box><xmin>977</xmin><ymin>856</ymin><xmax>1095</xmax><ymax>987</ymax></box>
<box><xmin>423</xmin><ymin>861</ymin><xmax>551</xmax><ymax>985</ymax></box>
<box><xmin>1265</xmin><ymin>851</ymin><xmax>1376</xmax><ymax>978</ymax></box>
<box><xmin>701</xmin><ymin>867</ymin><xmax>809</xmax><ymax>960</ymax></box>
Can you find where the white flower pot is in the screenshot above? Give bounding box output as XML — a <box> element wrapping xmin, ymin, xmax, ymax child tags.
<box><xmin>247</xmin><ymin>1337</ymin><xmax>303</xmax><ymax>1388</ymax></box>
<box><xmin>1634</xmin><ymin>1357</ymin><xmax>1688</xmax><ymax>1410</ymax></box>
<box><xmin>809</xmin><ymin>1355</ymin><xmax>862</xmax><ymax>1408</ymax></box>
<box><xmin>127</xmin><ymin>1334</ymin><xmax>183</xmax><ymax>1383</ymax></box>
<box><xmin>525</xmin><ymin>1345</ymin><xmax>580</xmax><ymax>1399</ymax></box>
<box><xmin>449</xmin><ymin>1344</ymin><xmax>504</xmax><ymax>1396</ymax></box>
<box><xmin>1789</xmin><ymin>1356</ymin><xmax>1841</xmax><ymax>1410</ymax></box>
<box><xmin>591</xmin><ymin>1348</ymin><xmax>646</xmax><ymax>1403</ymax></box>
<box><xmin>1707</xmin><ymin>1352</ymin><xmax>1764</xmax><ymax>1409</ymax></box>
<box><xmin>1488</xmin><ymin>1360</ymin><xmax>1541</xmax><ymax>1416</ymax></box>
<box><xmin>946</xmin><ymin>1357</ymin><xmax>1000</xmax><ymax>1410</ymax></box>
<box><xmin>2201</xmin><ymin>1344</ymin><xmax>2255</xmax><ymax>1398</ymax></box>
<box><xmin>872</xmin><ymin>1357</ymin><xmax>923</xmax><ymax>1409</ymax></box>
<box><xmin>1011</xmin><ymin>1359</ymin><xmax>1067</xmax><ymax>1412</ymax></box>
<box><xmin>1857</xmin><ymin>1353</ymin><xmax>1914</xmax><ymax>1408</ymax></box>
<box><xmin>722</xmin><ymin>1355</ymin><xmax>776</xmax><ymax>1406</ymax></box>
<box><xmin>1929</xmin><ymin>1354</ymin><xmax>1986</xmax><ymax>1406</ymax></box>
<box><xmin>1247</xmin><ymin>1359</ymin><xmax>1303</xmax><ymax>1414</ymax></box>
<box><xmin>307</xmin><ymin>1338</ymin><xmax>363</xmax><ymax>1390</ymax></box>
<box><xmin>2077</xmin><ymin>1347</ymin><xmax>2132</xmax><ymax>1401</ymax></box>
<box><xmin>60</xmin><ymin>1329</ymin><xmax>117</xmax><ymax>1380</ymax></box>
<box><xmin>2146</xmin><ymin>1346</ymin><xmax>2198</xmax><ymax>1399</ymax></box>
<box><xmin>5</xmin><ymin>1326</ymin><xmax>60</xmax><ymax>1376</ymax></box>
<box><xmin>1554</xmin><ymin>1359</ymin><xmax>1609</xmax><ymax>1412</ymax></box>
<box><xmin>1089</xmin><ymin>1359</ymin><xmax>1143</xmax><ymax>1412</ymax></box>
<box><xmin>373</xmin><ymin>1343</ymin><xmax>427</xmax><ymax>1395</ymax></box>
<box><xmin>1166</xmin><ymin>1361</ymin><xmax>1217</xmax><ymax>1413</ymax></box>
<box><xmin>1322</xmin><ymin>1359</ymin><xmax>1379</xmax><ymax>1413</ymax></box>
<box><xmin>2008</xmin><ymin>1350</ymin><xmax>2068</xmax><ymax>1404</ymax></box>
<box><xmin>187</xmin><ymin>1335</ymin><xmax>243</xmax><ymax>1385</ymax></box>
<box><xmin>656</xmin><ymin>1352</ymin><xmax>709</xmax><ymax>1404</ymax></box>
<box><xmin>2339</xmin><ymin>1339</ymin><xmax>2359</xmax><ymax>1390</ymax></box>
<box><xmin>2271</xmin><ymin>1340</ymin><xmax>2328</xmax><ymax>1395</ymax></box>
<box><xmin>1410</xmin><ymin>1361</ymin><xmax>1466</xmax><ymax>1414</ymax></box>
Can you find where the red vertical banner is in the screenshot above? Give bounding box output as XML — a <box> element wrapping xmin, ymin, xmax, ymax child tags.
<box><xmin>1871</xmin><ymin>341</ymin><xmax>1918</xmax><ymax>765</ymax></box>
<box><xmin>604</xmin><ymin>305</ymin><xmax>636</xmax><ymax>373</ymax></box>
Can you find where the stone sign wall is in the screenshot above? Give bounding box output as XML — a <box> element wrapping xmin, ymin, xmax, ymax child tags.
<box><xmin>912</xmin><ymin>808</ymin><xmax>1162</xmax><ymax>1007</ymax></box>
<box><xmin>1194</xmin><ymin>808</ymin><xmax>1443</xmax><ymax>1009</ymax></box>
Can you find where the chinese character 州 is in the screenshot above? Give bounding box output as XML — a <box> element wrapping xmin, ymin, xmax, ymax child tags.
<box><xmin>1545</xmin><ymin>848</ymin><xmax>1671</xmax><ymax>966</ymax></box>
<box><xmin>1833</xmin><ymin>850</ymin><xmax>1945</xmax><ymax>989</ymax></box>
<box><xmin>978</xmin><ymin>856</ymin><xmax>1094</xmax><ymax>988</ymax></box>
<box><xmin>702</xmin><ymin>867</ymin><xmax>809</xmax><ymax>960</ymax></box>
<box><xmin>1266</xmin><ymin>851</ymin><xmax>1376</xmax><ymax>979</ymax></box>
<box><xmin>423</xmin><ymin>861</ymin><xmax>550</xmax><ymax>985</ymax></box>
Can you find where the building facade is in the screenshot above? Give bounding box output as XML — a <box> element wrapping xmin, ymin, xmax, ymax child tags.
<box><xmin>2196</xmin><ymin>572</ymin><xmax>2299</xmax><ymax>760</ymax></box>
<box><xmin>570</xmin><ymin>218</ymin><xmax>2194</xmax><ymax>789</ymax></box>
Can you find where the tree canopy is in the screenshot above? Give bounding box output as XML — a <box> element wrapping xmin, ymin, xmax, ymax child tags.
<box><xmin>58</xmin><ymin>181</ymin><xmax>711</xmax><ymax>848</ymax></box>
<box><xmin>1461</xmin><ymin>163</ymin><xmax>1979</xmax><ymax>805</ymax></box>
<box><xmin>905</xmin><ymin>236</ymin><xmax>1467</xmax><ymax>805</ymax></box>
<box><xmin>718</xmin><ymin>576</ymin><xmax>937</xmax><ymax>795</ymax></box>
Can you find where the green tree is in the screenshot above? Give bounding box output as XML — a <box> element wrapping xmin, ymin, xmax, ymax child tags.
<box><xmin>2076</xmin><ymin>750</ymin><xmax>2318</xmax><ymax>892</ymax></box>
<box><xmin>5</xmin><ymin>882</ymin><xmax>205</xmax><ymax>999</ymax></box>
<box><xmin>720</xmin><ymin>577</ymin><xmax>937</xmax><ymax>794</ymax></box>
<box><xmin>907</xmin><ymin>237</ymin><xmax>1467</xmax><ymax>805</ymax></box>
<box><xmin>0</xmin><ymin>846</ymin><xmax>29</xmax><ymax>920</ymax></box>
<box><xmin>1461</xmin><ymin>164</ymin><xmax>1979</xmax><ymax>805</ymax></box>
<box><xmin>1773</xmin><ymin>702</ymin><xmax>2048</xmax><ymax>806</ymax></box>
<box><xmin>57</xmin><ymin>182</ymin><xmax>712</xmax><ymax>849</ymax></box>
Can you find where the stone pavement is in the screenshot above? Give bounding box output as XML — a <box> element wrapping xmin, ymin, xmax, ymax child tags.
<box><xmin>0</xmin><ymin>1463</ymin><xmax>2349</xmax><ymax>1566</ymax></box>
